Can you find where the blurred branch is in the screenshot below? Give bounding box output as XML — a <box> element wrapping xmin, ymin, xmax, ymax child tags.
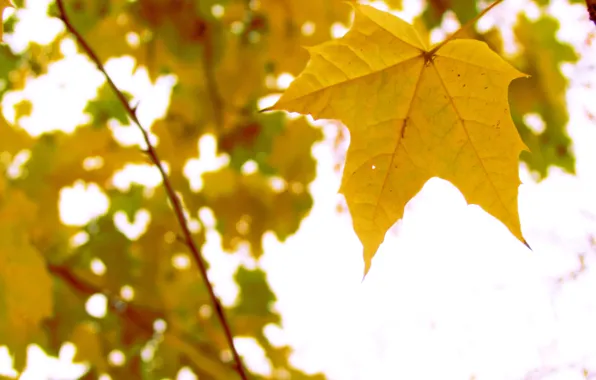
<box><xmin>522</xmin><ymin>363</ymin><xmax>595</xmax><ymax>380</ymax></box>
<box><xmin>48</xmin><ymin>264</ymin><xmax>237</xmax><ymax>379</ymax></box>
<box><xmin>587</xmin><ymin>1</ymin><xmax>596</xmax><ymax>26</ymax></box>
<box><xmin>554</xmin><ymin>235</ymin><xmax>596</xmax><ymax>285</ymax></box>
<box><xmin>201</xmin><ymin>31</ymin><xmax>225</xmax><ymax>130</ymax></box>
<box><xmin>54</xmin><ymin>2</ymin><xmax>249</xmax><ymax>379</ymax></box>
<box><xmin>556</xmin><ymin>253</ymin><xmax>588</xmax><ymax>284</ymax></box>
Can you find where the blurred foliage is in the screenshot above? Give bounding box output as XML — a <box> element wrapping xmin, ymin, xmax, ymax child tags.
<box><xmin>0</xmin><ymin>0</ymin><xmax>586</xmax><ymax>379</ymax></box>
<box><xmin>421</xmin><ymin>0</ymin><xmax>586</xmax><ymax>177</ymax></box>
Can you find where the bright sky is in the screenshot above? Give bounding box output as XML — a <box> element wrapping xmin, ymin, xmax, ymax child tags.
<box><xmin>2</xmin><ymin>0</ymin><xmax>596</xmax><ymax>379</ymax></box>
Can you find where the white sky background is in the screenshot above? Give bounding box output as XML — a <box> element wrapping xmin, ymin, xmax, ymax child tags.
<box><xmin>1</xmin><ymin>0</ymin><xmax>596</xmax><ymax>379</ymax></box>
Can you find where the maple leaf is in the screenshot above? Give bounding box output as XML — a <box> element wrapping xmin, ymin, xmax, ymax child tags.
<box><xmin>268</xmin><ymin>3</ymin><xmax>529</xmax><ymax>274</ymax></box>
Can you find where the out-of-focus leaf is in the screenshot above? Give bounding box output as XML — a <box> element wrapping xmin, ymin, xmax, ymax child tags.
<box><xmin>23</xmin><ymin>41</ymin><xmax>65</xmax><ymax>77</ymax></box>
<box><xmin>510</xmin><ymin>14</ymin><xmax>578</xmax><ymax>176</ymax></box>
<box><xmin>422</xmin><ymin>0</ymin><xmax>478</xmax><ymax>28</ymax></box>
<box><xmin>0</xmin><ymin>191</ymin><xmax>53</xmax><ymax>369</ymax></box>
<box><xmin>267</xmin><ymin>117</ymin><xmax>322</xmax><ymax>183</ymax></box>
<box><xmin>202</xmin><ymin>167</ymin><xmax>312</xmax><ymax>256</ymax></box>
<box><xmin>0</xmin><ymin>44</ymin><xmax>20</xmax><ymax>96</ymax></box>
<box><xmin>0</xmin><ymin>0</ymin><xmax>14</xmax><ymax>42</ymax></box>
<box><xmin>231</xmin><ymin>267</ymin><xmax>277</xmax><ymax>322</ymax></box>
<box><xmin>108</xmin><ymin>185</ymin><xmax>145</xmax><ymax>221</ymax></box>
<box><xmin>85</xmin><ymin>84</ymin><xmax>132</xmax><ymax>126</ymax></box>
<box><xmin>56</xmin><ymin>0</ymin><xmax>110</xmax><ymax>35</ymax></box>
<box><xmin>129</xmin><ymin>0</ymin><xmax>226</xmax><ymax>64</ymax></box>
<box><xmin>0</xmin><ymin>116</ymin><xmax>32</xmax><ymax>156</ymax></box>
<box><xmin>218</xmin><ymin>111</ymin><xmax>285</xmax><ymax>173</ymax></box>
<box><xmin>259</xmin><ymin>0</ymin><xmax>352</xmax><ymax>75</ymax></box>
<box><xmin>69</xmin><ymin>321</ymin><xmax>108</xmax><ymax>373</ymax></box>
<box><xmin>384</xmin><ymin>0</ymin><xmax>403</xmax><ymax>9</ymax></box>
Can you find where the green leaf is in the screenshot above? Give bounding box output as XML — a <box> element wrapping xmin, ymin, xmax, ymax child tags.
<box><xmin>422</xmin><ymin>0</ymin><xmax>478</xmax><ymax>28</ymax></box>
<box><xmin>85</xmin><ymin>84</ymin><xmax>132</xmax><ymax>127</ymax></box>
<box><xmin>232</xmin><ymin>267</ymin><xmax>277</xmax><ymax>320</ymax></box>
<box><xmin>510</xmin><ymin>14</ymin><xmax>578</xmax><ymax>176</ymax></box>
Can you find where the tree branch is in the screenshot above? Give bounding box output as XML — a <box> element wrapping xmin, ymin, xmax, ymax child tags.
<box><xmin>54</xmin><ymin>2</ymin><xmax>249</xmax><ymax>379</ymax></box>
<box><xmin>47</xmin><ymin>264</ymin><xmax>237</xmax><ymax>379</ymax></box>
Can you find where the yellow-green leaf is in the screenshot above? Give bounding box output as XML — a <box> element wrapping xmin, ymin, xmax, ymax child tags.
<box><xmin>270</xmin><ymin>4</ymin><xmax>529</xmax><ymax>274</ymax></box>
<box><xmin>0</xmin><ymin>0</ymin><xmax>13</xmax><ymax>43</ymax></box>
<box><xmin>69</xmin><ymin>321</ymin><xmax>107</xmax><ymax>372</ymax></box>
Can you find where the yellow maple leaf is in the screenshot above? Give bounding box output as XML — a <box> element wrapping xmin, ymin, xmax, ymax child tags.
<box><xmin>0</xmin><ymin>0</ymin><xmax>14</xmax><ymax>43</ymax></box>
<box><xmin>268</xmin><ymin>3</ymin><xmax>529</xmax><ymax>274</ymax></box>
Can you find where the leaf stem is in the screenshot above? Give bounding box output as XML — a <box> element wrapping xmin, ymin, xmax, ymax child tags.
<box><xmin>54</xmin><ymin>2</ymin><xmax>249</xmax><ymax>379</ymax></box>
<box><xmin>427</xmin><ymin>0</ymin><xmax>503</xmax><ymax>56</ymax></box>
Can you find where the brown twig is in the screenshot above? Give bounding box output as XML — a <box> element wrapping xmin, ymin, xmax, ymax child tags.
<box><xmin>587</xmin><ymin>0</ymin><xmax>596</xmax><ymax>26</ymax></box>
<box><xmin>427</xmin><ymin>0</ymin><xmax>503</xmax><ymax>56</ymax></box>
<box><xmin>54</xmin><ymin>2</ymin><xmax>249</xmax><ymax>379</ymax></box>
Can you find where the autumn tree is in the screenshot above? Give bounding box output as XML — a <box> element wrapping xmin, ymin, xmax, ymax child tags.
<box><xmin>0</xmin><ymin>0</ymin><xmax>591</xmax><ymax>379</ymax></box>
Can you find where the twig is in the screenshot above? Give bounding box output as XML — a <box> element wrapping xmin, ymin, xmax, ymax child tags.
<box><xmin>47</xmin><ymin>264</ymin><xmax>237</xmax><ymax>378</ymax></box>
<box><xmin>54</xmin><ymin>2</ymin><xmax>249</xmax><ymax>379</ymax></box>
<box><xmin>427</xmin><ymin>0</ymin><xmax>503</xmax><ymax>56</ymax></box>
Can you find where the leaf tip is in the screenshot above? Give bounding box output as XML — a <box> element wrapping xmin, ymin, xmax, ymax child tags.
<box><xmin>521</xmin><ymin>141</ymin><xmax>530</xmax><ymax>153</ymax></box>
<box><xmin>258</xmin><ymin>106</ymin><xmax>273</xmax><ymax>113</ymax></box>
<box><xmin>362</xmin><ymin>259</ymin><xmax>371</xmax><ymax>281</ymax></box>
<box><xmin>522</xmin><ymin>238</ymin><xmax>532</xmax><ymax>251</ymax></box>
<box><xmin>362</xmin><ymin>245</ymin><xmax>377</xmax><ymax>278</ymax></box>
<box><xmin>513</xmin><ymin>70</ymin><xmax>531</xmax><ymax>80</ymax></box>
<box><xmin>259</xmin><ymin>100</ymin><xmax>283</xmax><ymax>113</ymax></box>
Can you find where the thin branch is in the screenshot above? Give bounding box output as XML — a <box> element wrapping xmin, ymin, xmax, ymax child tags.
<box><xmin>54</xmin><ymin>2</ymin><xmax>249</xmax><ymax>379</ymax></box>
<box><xmin>47</xmin><ymin>264</ymin><xmax>237</xmax><ymax>379</ymax></box>
<box><xmin>427</xmin><ymin>0</ymin><xmax>503</xmax><ymax>56</ymax></box>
